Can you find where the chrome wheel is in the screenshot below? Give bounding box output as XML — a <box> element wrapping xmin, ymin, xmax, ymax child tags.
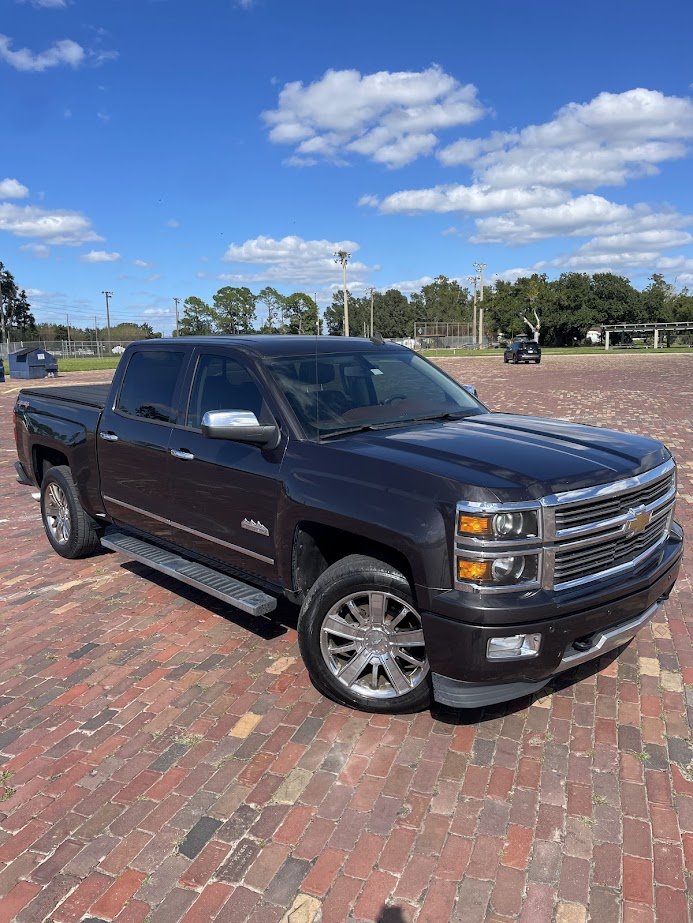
<box><xmin>44</xmin><ymin>482</ymin><xmax>71</xmax><ymax>545</ymax></box>
<box><xmin>319</xmin><ymin>591</ymin><xmax>428</xmax><ymax>699</ymax></box>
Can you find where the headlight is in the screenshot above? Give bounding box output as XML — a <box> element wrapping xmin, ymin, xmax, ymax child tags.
<box><xmin>457</xmin><ymin>508</ymin><xmax>539</xmax><ymax>541</ymax></box>
<box><xmin>456</xmin><ymin>553</ymin><xmax>539</xmax><ymax>587</ymax></box>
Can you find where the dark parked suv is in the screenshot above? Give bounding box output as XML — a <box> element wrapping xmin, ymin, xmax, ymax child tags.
<box><xmin>504</xmin><ymin>339</ymin><xmax>541</xmax><ymax>364</ymax></box>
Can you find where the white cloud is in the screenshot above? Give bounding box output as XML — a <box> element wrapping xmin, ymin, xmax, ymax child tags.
<box><xmin>79</xmin><ymin>249</ymin><xmax>120</xmax><ymax>263</ymax></box>
<box><xmin>19</xmin><ymin>242</ymin><xmax>50</xmax><ymax>258</ymax></box>
<box><xmin>472</xmin><ymin>196</ymin><xmax>692</xmax><ymax>246</ymax></box>
<box><xmin>97</xmin><ymin>110</ymin><xmax>110</xmax><ymax>123</ymax></box>
<box><xmin>19</xmin><ymin>0</ymin><xmax>68</xmax><ymax>8</ymax></box>
<box><xmin>378</xmin><ymin>183</ymin><xmax>567</xmax><ymax>215</ymax></box>
<box><xmin>385</xmin><ymin>276</ymin><xmax>437</xmax><ymax>295</ymax></box>
<box><xmin>370</xmin><ymin>87</ymin><xmax>693</xmax><ymax>275</ymax></box>
<box><xmin>438</xmin><ymin>88</ymin><xmax>693</xmax><ymax>191</ymax></box>
<box><xmin>133</xmin><ymin>259</ymin><xmax>152</xmax><ymax>268</ymax></box>
<box><xmin>166</xmin><ymin>218</ymin><xmax>180</xmax><ymax>228</ymax></box>
<box><xmin>263</xmin><ymin>66</ymin><xmax>487</xmax><ymax>167</ymax></box>
<box><xmin>0</xmin><ymin>202</ymin><xmax>102</xmax><ymax>245</ymax></box>
<box><xmin>0</xmin><ymin>34</ymin><xmax>84</xmax><ymax>71</ymax></box>
<box><xmin>0</xmin><ymin>178</ymin><xmax>29</xmax><ymax>199</ymax></box>
<box><xmin>221</xmin><ymin>234</ymin><xmax>374</xmax><ymax>287</ymax></box>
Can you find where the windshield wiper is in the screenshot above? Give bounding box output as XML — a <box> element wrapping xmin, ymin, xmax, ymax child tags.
<box><xmin>408</xmin><ymin>410</ymin><xmax>471</xmax><ymax>424</ymax></box>
<box><xmin>318</xmin><ymin>412</ymin><xmax>470</xmax><ymax>441</ymax></box>
<box><xmin>318</xmin><ymin>420</ymin><xmax>409</xmax><ymax>441</ymax></box>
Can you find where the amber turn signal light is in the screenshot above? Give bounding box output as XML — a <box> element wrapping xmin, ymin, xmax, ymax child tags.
<box><xmin>457</xmin><ymin>558</ymin><xmax>491</xmax><ymax>582</ymax></box>
<box><xmin>457</xmin><ymin>514</ymin><xmax>491</xmax><ymax>536</ymax></box>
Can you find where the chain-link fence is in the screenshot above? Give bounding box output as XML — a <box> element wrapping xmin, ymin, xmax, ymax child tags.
<box><xmin>0</xmin><ymin>339</ymin><xmax>136</xmax><ymax>360</ymax></box>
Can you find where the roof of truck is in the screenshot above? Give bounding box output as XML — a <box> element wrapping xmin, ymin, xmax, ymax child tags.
<box><xmin>133</xmin><ymin>335</ymin><xmax>406</xmax><ymax>358</ymax></box>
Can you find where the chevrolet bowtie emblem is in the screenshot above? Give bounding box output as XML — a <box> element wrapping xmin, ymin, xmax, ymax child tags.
<box><xmin>623</xmin><ymin>507</ymin><xmax>651</xmax><ymax>535</ymax></box>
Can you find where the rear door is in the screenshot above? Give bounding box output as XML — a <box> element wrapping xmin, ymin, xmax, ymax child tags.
<box><xmin>98</xmin><ymin>346</ymin><xmax>188</xmax><ymax>540</ymax></box>
<box><xmin>164</xmin><ymin>347</ymin><xmax>285</xmax><ymax>582</ymax></box>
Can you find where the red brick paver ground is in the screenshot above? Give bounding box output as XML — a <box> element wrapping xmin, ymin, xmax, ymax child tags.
<box><xmin>0</xmin><ymin>353</ymin><xmax>691</xmax><ymax>921</ymax></box>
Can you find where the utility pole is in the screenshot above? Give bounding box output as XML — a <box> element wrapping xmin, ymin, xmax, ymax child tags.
<box><xmin>369</xmin><ymin>287</ymin><xmax>375</xmax><ymax>338</ymax></box>
<box><xmin>102</xmin><ymin>291</ymin><xmax>113</xmax><ymax>347</ymax></box>
<box><xmin>314</xmin><ymin>293</ymin><xmax>319</xmax><ymax>334</ymax></box>
<box><xmin>66</xmin><ymin>314</ymin><xmax>71</xmax><ymax>355</ymax></box>
<box><xmin>334</xmin><ymin>250</ymin><xmax>351</xmax><ymax>336</ymax></box>
<box><xmin>94</xmin><ymin>315</ymin><xmax>100</xmax><ymax>357</ymax></box>
<box><xmin>467</xmin><ymin>275</ymin><xmax>478</xmax><ymax>348</ymax></box>
<box><xmin>0</xmin><ymin>276</ymin><xmax>5</xmax><ymax>349</ymax></box>
<box><xmin>173</xmin><ymin>298</ymin><xmax>181</xmax><ymax>336</ymax></box>
<box><xmin>473</xmin><ymin>262</ymin><xmax>486</xmax><ymax>348</ymax></box>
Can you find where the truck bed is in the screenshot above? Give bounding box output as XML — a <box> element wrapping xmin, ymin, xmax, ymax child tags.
<box><xmin>19</xmin><ymin>383</ymin><xmax>111</xmax><ymax>410</ymax></box>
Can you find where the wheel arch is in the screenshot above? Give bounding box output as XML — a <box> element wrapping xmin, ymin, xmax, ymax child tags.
<box><xmin>33</xmin><ymin>445</ymin><xmax>70</xmax><ymax>484</ymax></box>
<box><xmin>291</xmin><ymin>521</ymin><xmax>417</xmax><ymax>604</ymax></box>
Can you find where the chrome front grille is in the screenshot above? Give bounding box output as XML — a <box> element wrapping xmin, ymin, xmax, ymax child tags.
<box><xmin>545</xmin><ymin>458</ymin><xmax>676</xmax><ymax>591</ymax></box>
<box><xmin>554</xmin><ymin>470</ymin><xmax>675</xmax><ymax>533</ymax></box>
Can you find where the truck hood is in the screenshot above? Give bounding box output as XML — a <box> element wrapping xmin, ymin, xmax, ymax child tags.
<box><xmin>331</xmin><ymin>412</ymin><xmax>670</xmax><ymax>499</ymax></box>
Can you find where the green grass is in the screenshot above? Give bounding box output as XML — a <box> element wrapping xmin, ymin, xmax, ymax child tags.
<box><xmin>57</xmin><ymin>357</ymin><xmax>121</xmax><ymax>372</ymax></box>
<box><xmin>1</xmin><ymin>356</ymin><xmax>120</xmax><ymax>376</ymax></box>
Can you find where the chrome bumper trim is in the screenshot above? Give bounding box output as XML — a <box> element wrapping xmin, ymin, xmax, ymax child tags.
<box><xmin>555</xmin><ymin>599</ymin><xmax>662</xmax><ymax>674</ymax></box>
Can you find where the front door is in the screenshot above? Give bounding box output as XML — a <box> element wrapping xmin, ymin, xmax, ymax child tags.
<box><xmin>164</xmin><ymin>348</ymin><xmax>284</xmax><ymax>582</ymax></box>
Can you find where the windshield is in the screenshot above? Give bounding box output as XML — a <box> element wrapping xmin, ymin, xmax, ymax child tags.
<box><xmin>267</xmin><ymin>347</ymin><xmax>484</xmax><ymax>439</ymax></box>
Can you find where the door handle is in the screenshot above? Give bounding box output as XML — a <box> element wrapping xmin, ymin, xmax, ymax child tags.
<box><xmin>170</xmin><ymin>448</ymin><xmax>195</xmax><ymax>460</ymax></box>
<box><xmin>99</xmin><ymin>431</ymin><xmax>119</xmax><ymax>442</ymax></box>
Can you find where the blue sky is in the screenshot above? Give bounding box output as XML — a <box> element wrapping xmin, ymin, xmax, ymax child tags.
<box><xmin>1</xmin><ymin>0</ymin><xmax>692</xmax><ymax>334</ymax></box>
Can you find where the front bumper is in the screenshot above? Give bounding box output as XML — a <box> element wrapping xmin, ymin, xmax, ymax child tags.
<box><xmin>422</xmin><ymin>523</ymin><xmax>683</xmax><ymax>708</ymax></box>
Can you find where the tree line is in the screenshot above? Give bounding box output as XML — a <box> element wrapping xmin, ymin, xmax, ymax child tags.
<box><xmin>184</xmin><ymin>273</ymin><xmax>693</xmax><ymax>347</ymax></box>
<box><xmin>178</xmin><ymin>288</ymin><xmax>321</xmax><ymax>336</ymax></box>
<box><xmin>4</xmin><ymin>255</ymin><xmax>693</xmax><ymax>349</ymax></box>
<box><xmin>1</xmin><ymin>261</ymin><xmax>35</xmax><ymax>340</ymax></box>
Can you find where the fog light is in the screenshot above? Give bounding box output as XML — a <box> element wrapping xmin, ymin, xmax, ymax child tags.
<box><xmin>487</xmin><ymin>633</ymin><xmax>541</xmax><ymax>659</ymax></box>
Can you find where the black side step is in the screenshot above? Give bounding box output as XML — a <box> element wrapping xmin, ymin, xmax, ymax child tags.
<box><xmin>101</xmin><ymin>531</ymin><xmax>277</xmax><ymax>617</ymax></box>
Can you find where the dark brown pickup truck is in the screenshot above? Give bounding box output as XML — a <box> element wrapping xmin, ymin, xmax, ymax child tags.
<box><xmin>13</xmin><ymin>336</ymin><xmax>683</xmax><ymax>712</ymax></box>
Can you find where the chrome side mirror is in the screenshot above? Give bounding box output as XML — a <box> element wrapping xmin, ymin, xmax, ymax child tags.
<box><xmin>201</xmin><ymin>410</ymin><xmax>280</xmax><ymax>448</ymax></box>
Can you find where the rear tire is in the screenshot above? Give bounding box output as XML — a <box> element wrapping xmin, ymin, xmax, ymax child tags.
<box><xmin>298</xmin><ymin>555</ymin><xmax>431</xmax><ymax>713</ymax></box>
<box><xmin>40</xmin><ymin>465</ymin><xmax>101</xmax><ymax>559</ymax></box>
<box><xmin>503</xmin><ymin>355</ymin><xmax>509</xmax><ymax>363</ymax></box>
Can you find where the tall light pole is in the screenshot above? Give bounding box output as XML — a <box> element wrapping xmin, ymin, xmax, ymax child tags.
<box><xmin>102</xmin><ymin>291</ymin><xmax>113</xmax><ymax>346</ymax></box>
<box><xmin>334</xmin><ymin>250</ymin><xmax>351</xmax><ymax>336</ymax></box>
<box><xmin>473</xmin><ymin>262</ymin><xmax>486</xmax><ymax>348</ymax></box>
<box><xmin>368</xmin><ymin>287</ymin><xmax>376</xmax><ymax>338</ymax></box>
<box><xmin>467</xmin><ymin>275</ymin><xmax>478</xmax><ymax>348</ymax></box>
<box><xmin>173</xmin><ymin>297</ymin><xmax>181</xmax><ymax>336</ymax></box>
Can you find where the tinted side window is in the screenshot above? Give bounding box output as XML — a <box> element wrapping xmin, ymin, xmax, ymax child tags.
<box><xmin>117</xmin><ymin>350</ymin><xmax>184</xmax><ymax>423</ymax></box>
<box><xmin>187</xmin><ymin>354</ymin><xmax>266</xmax><ymax>428</ymax></box>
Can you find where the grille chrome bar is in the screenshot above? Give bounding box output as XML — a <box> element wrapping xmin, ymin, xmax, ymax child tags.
<box><xmin>544</xmin><ymin>458</ymin><xmax>676</xmax><ymax>591</ymax></box>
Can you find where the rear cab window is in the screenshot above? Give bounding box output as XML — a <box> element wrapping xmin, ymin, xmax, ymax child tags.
<box><xmin>116</xmin><ymin>349</ymin><xmax>185</xmax><ymax>423</ymax></box>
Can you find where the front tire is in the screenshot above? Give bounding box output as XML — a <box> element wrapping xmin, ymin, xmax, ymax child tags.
<box><xmin>298</xmin><ymin>555</ymin><xmax>431</xmax><ymax>713</ymax></box>
<box><xmin>40</xmin><ymin>465</ymin><xmax>101</xmax><ymax>559</ymax></box>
